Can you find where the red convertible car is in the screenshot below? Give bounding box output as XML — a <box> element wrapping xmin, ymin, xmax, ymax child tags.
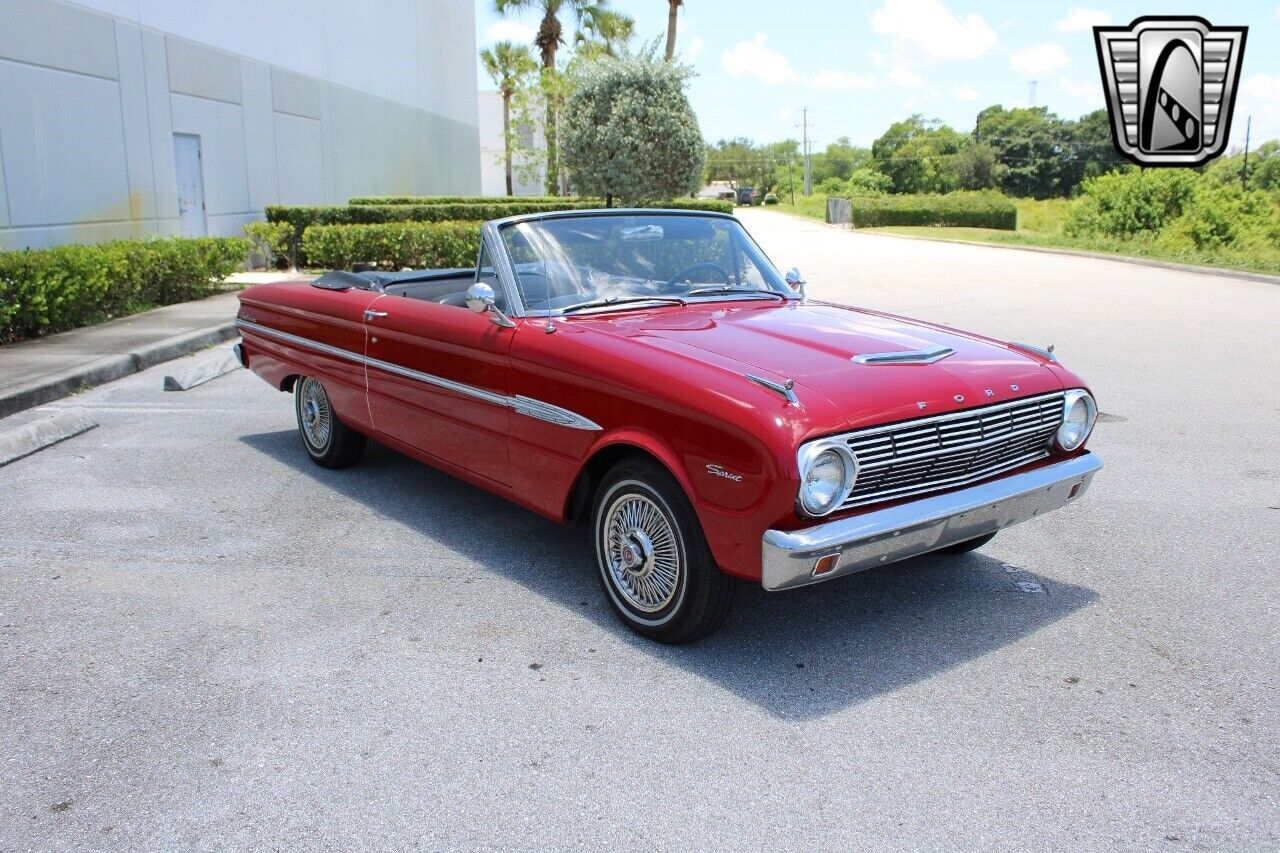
<box><xmin>235</xmin><ymin>209</ymin><xmax>1101</xmax><ymax>643</ymax></box>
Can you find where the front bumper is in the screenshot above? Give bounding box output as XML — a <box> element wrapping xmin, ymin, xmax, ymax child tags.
<box><xmin>761</xmin><ymin>453</ymin><xmax>1102</xmax><ymax>591</ymax></box>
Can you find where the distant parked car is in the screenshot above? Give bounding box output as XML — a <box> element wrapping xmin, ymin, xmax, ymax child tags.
<box><xmin>735</xmin><ymin>187</ymin><xmax>756</xmax><ymax>206</ymax></box>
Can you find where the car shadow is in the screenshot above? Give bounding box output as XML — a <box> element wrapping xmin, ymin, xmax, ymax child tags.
<box><xmin>241</xmin><ymin>430</ymin><xmax>1097</xmax><ymax>721</ymax></box>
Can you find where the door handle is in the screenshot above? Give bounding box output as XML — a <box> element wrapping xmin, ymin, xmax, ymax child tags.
<box><xmin>363</xmin><ymin>309</ymin><xmax>388</xmax><ymax>320</ymax></box>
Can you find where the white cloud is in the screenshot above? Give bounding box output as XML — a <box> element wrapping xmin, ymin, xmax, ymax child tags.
<box><xmin>1059</xmin><ymin>78</ymin><xmax>1100</xmax><ymax>100</ymax></box>
<box><xmin>721</xmin><ymin>34</ymin><xmax>799</xmax><ymax>85</ymax></box>
<box><xmin>1275</xmin><ymin>2</ymin><xmax>1279</xmax><ymax>19</ymax></box>
<box><xmin>485</xmin><ymin>20</ymin><xmax>535</xmax><ymax>45</ymax></box>
<box><xmin>777</xmin><ymin>107</ymin><xmax>794</xmax><ymax>122</ymax></box>
<box><xmin>887</xmin><ymin>65</ymin><xmax>926</xmax><ymax>89</ymax></box>
<box><xmin>1010</xmin><ymin>43</ymin><xmax>1070</xmax><ymax>76</ymax></box>
<box><xmin>1235</xmin><ymin>73</ymin><xmax>1280</xmax><ymax>145</ymax></box>
<box><xmin>683</xmin><ymin>36</ymin><xmax>704</xmax><ymax>62</ymax></box>
<box><xmin>1055</xmin><ymin>7</ymin><xmax>1111</xmax><ymax>33</ymax></box>
<box><xmin>811</xmin><ymin>70</ymin><xmax>877</xmax><ymax>91</ymax></box>
<box><xmin>950</xmin><ymin>84</ymin><xmax>980</xmax><ymax>101</ymax></box>
<box><xmin>870</xmin><ymin>0</ymin><xmax>998</xmax><ymax>60</ymax></box>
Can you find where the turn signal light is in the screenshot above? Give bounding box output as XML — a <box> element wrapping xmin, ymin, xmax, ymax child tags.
<box><xmin>813</xmin><ymin>553</ymin><xmax>841</xmax><ymax>576</ymax></box>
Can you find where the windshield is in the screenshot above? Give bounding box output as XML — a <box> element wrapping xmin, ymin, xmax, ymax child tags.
<box><xmin>499</xmin><ymin>214</ymin><xmax>792</xmax><ymax>315</ymax></box>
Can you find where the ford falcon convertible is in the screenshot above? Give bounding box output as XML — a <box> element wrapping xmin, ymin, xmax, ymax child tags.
<box><xmin>235</xmin><ymin>209</ymin><xmax>1101</xmax><ymax>643</ymax></box>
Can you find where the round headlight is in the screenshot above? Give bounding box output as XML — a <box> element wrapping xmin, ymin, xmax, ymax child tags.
<box><xmin>1055</xmin><ymin>390</ymin><xmax>1097</xmax><ymax>452</ymax></box>
<box><xmin>797</xmin><ymin>443</ymin><xmax>857</xmax><ymax>516</ymax></box>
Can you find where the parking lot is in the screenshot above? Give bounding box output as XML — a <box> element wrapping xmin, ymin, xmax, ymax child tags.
<box><xmin>2</xmin><ymin>208</ymin><xmax>1277</xmax><ymax>849</ymax></box>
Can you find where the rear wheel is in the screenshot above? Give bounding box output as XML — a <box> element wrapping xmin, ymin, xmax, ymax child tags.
<box><xmin>937</xmin><ymin>532</ymin><xmax>997</xmax><ymax>555</ymax></box>
<box><xmin>592</xmin><ymin>459</ymin><xmax>735</xmax><ymax>643</ymax></box>
<box><xmin>294</xmin><ymin>375</ymin><xmax>365</xmax><ymax>468</ymax></box>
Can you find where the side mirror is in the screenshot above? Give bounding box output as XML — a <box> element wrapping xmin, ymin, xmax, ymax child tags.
<box><xmin>465</xmin><ymin>282</ymin><xmax>515</xmax><ymax>328</ymax></box>
<box><xmin>785</xmin><ymin>267</ymin><xmax>806</xmax><ymax>297</ymax></box>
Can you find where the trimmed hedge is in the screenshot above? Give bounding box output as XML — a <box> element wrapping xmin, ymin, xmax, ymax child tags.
<box><xmin>302</xmin><ymin>221</ymin><xmax>482</xmax><ymax>271</ymax></box>
<box><xmin>0</xmin><ymin>236</ymin><xmax>249</xmax><ymax>342</ymax></box>
<box><xmin>845</xmin><ymin>192</ymin><xmax>1017</xmax><ymax>230</ymax></box>
<box><xmin>270</xmin><ymin>198</ymin><xmax>736</xmax><ymax>264</ymax></box>
<box><xmin>349</xmin><ymin>195</ymin><xmax>569</xmax><ymax>205</ymax></box>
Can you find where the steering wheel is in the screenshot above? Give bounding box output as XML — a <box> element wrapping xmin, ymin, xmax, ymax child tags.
<box><xmin>665</xmin><ymin>262</ymin><xmax>732</xmax><ymax>290</ymax></box>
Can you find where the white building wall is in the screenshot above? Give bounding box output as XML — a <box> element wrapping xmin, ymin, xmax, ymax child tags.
<box><xmin>0</xmin><ymin>0</ymin><xmax>481</xmax><ymax>249</ymax></box>
<box><xmin>477</xmin><ymin>90</ymin><xmax>545</xmax><ymax>197</ymax></box>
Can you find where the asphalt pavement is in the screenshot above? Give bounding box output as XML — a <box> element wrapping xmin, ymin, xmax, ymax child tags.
<box><xmin>1</xmin><ymin>209</ymin><xmax>1277</xmax><ymax>850</ymax></box>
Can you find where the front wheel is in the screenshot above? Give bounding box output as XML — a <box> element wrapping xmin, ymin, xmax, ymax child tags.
<box><xmin>592</xmin><ymin>459</ymin><xmax>735</xmax><ymax>643</ymax></box>
<box><xmin>294</xmin><ymin>375</ymin><xmax>365</xmax><ymax>468</ymax></box>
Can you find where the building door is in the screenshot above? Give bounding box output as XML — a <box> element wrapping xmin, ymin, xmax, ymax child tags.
<box><xmin>173</xmin><ymin>134</ymin><xmax>207</xmax><ymax>237</ymax></box>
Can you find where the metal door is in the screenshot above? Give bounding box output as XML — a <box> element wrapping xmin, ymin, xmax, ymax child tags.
<box><xmin>173</xmin><ymin>134</ymin><xmax>207</xmax><ymax>237</ymax></box>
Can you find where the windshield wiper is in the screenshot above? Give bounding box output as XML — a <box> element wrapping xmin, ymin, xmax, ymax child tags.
<box><xmin>685</xmin><ymin>287</ymin><xmax>786</xmax><ymax>301</ymax></box>
<box><xmin>560</xmin><ymin>296</ymin><xmax>686</xmax><ymax>314</ymax></box>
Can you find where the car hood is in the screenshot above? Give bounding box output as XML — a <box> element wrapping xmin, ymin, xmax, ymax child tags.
<box><xmin>570</xmin><ymin>300</ymin><xmax>1064</xmax><ymax>430</ymax></box>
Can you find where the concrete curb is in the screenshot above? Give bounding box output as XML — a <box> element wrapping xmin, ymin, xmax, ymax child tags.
<box><xmin>0</xmin><ymin>323</ymin><xmax>238</xmax><ymax>419</ymax></box>
<box><xmin>0</xmin><ymin>408</ymin><xmax>99</xmax><ymax>466</ymax></box>
<box><xmin>164</xmin><ymin>347</ymin><xmax>241</xmax><ymax>391</ymax></box>
<box><xmin>762</xmin><ymin>208</ymin><xmax>1280</xmax><ymax>286</ymax></box>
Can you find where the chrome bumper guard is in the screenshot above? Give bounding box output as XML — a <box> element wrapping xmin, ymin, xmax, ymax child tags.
<box><xmin>232</xmin><ymin>342</ymin><xmax>247</xmax><ymax>368</ymax></box>
<box><xmin>761</xmin><ymin>454</ymin><xmax>1102</xmax><ymax>591</ymax></box>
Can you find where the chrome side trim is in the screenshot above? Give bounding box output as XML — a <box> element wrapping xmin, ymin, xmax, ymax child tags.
<box><xmin>745</xmin><ymin>374</ymin><xmax>800</xmax><ymax>406</ymax></box>
<box><xmin>235</xmin><ymin>319</ymin><xmax>601</xmax><ymax>431</ymax></box>
<box><xmin>852</xmin><ymin>345</ymin><xmax>955</xmax><ymax>365</ymax></box>
<box><xmin>511</xmin><ymin>395</ymin><xmax>602</xmax><ymax>431</ymax></box>
<box><xmin>761</xmin><ymin>453</ymin><xmax>1102</xmax><ymax>591</ymax></box>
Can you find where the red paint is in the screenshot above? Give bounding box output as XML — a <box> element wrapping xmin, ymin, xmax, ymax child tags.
<box><xmin>238</xmin><ymin>281</ymin><xmax>1093</xmax><ymax>582</ymax></box>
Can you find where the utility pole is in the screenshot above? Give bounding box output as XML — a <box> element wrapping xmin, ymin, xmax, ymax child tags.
<box><xmin>1242</xmin><ymin>115</ymin><xmax>1252</xmax><ymax>191</ymax></box>
<box><xmin>1028</xmin><ymin>80</ymin><xmax>1037</xmax><ymax>106</ymax></box>
<box><xmin>798</xmin><ymin>107</ymin><xmax>815</xmax><ymax>196</ymax></box>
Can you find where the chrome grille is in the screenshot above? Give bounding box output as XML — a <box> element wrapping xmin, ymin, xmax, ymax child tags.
<box><xmin>841</xmin><ymin>391</ymin><xmax>1065</xmax><ymax>508</ymax></box>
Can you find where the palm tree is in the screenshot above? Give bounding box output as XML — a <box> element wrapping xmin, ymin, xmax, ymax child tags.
<box><xmin>575</xmin><ymin>8</ymin><xmax>634</xmax><ymax>59</ymax></box>
<box><xmin>481</xmin><ymin>41</ymin><xmax>537</xmax><ymax>196</ymax></box>
<box><xmin>493</xmin><ymin>0</ymin><xmax>609</xmax><ymax>194</ymax></box>
<box><xmin>665</xmin><ymin>0</ymin><xmax>683</xmax><ymax>61</ymax></box>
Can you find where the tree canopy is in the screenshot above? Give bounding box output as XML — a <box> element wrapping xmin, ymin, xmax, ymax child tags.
<box><xmin>561</xmin><ymin>54</ymin><xmax>704</xmax><ymax>203</ymax></box>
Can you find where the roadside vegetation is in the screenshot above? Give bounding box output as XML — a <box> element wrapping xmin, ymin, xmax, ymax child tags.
<box><xmin>727</xmin><ymin>108</ymin><xmax>1280</xmax><ymax>277</ymax></box>
<box><xmin>0</xmin><ymin>237</ymin><xmax>248</xmax><ymax>342</ymax></box>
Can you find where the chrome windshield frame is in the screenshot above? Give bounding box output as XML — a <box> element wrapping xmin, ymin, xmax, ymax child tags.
<box><xmin>484</xmin><ymin>209</ymin><xmax>800</xmax><ymax>318</ymax></box>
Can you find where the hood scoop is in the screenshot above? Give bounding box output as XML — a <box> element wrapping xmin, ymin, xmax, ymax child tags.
<box><xmin>852</xmin><ymin>344</ymin><xmax>955</xmax><ymax>365</ymax></box>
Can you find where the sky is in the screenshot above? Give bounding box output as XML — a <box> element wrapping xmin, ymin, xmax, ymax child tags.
<box><xmin>474</xmin><ymin>0</ymin><xmax>1280</xmax><ymax>151</ymax></box>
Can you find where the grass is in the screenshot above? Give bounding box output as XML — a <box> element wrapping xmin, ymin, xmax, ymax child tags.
<box><xmin>775</xmin><ymin>193</ymin><xmax>1280</xmax><ymax>278</ymax></box>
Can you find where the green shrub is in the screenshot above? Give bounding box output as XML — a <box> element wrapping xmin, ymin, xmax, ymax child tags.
<box><xmin>243</xmin><ymin>221</ymin><xmax>295</xmax><ymax>269</ymax></box>
<box><xmin>763</xmin><ymin>193</ymin><xmax>780</xmax><ymax>205</ymax></box>
<box><xmin>270</xmin><ymin>199</ymin><xmax>734</xmax><ymax>263</ymax></box>
<box><xmin>1064</xmin><ymin>169</ymin><xmax>1198</xmax><ymax>238</ymax></box>
<box><xmin>846</xmin><ymin>191</ymin><xmax>1017</xmax><ymax>229</ymax></box>
<box><xmin>0</xmin><ymin>236</ymin><xmax>248</xmax><ymax>342</ymax></box>
<box><xmin>302</xmin><ymin>222</ymin><xmax>482</xmax><ymax>270</ymax></box>
<box><xmin>1160</xmin><ymin>185</ymin><xmax>1280</xmax><ymax>251</ymax></box>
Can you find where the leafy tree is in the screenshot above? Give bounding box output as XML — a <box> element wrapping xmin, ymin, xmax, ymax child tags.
<box><xmin>1204</xmin><ymin>140</ymin><xmax>1280</xmax><ymax>193</ymax></box>
<box><xmin>953</xmin><ymin>141</ymin><xmax>1003</xmax><ymax>190</ymax></box>
<box><xmin>811</xmin><ymin>137</ymin><xmax>872</xmax><ymax>184</ymax></box>
<box><xmin>871</xmin><ymin>116</ymin><xmax>965</xmax><ymax>193</ymax></box>
<box><xmin>1064</xmin><ymin>169</ymin><xmax>1199</xmax><ymax>238</ymax></box>
<box><xmin>561</xmin><ymin>54</ymin><xmax>704</xmax><ymax>204</ymax></box>
<box><xmin>481</xmin><ymin>41</ymin><xmax>538</xmax><ymax>196</ymax></box>
<box><xmin>493</xmin><ymin>0</ymin><xmax>625</xmax><ymax>193</ymax></box>
<box><xmin>974</xmin><ymin>106</ymin><xmax>1068</xmax><ymax>199</ymax></box>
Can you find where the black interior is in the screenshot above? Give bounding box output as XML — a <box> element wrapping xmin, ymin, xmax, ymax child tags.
<box><xmin>312</xmin><ymin>267</ymin><xmax>476</xmax><ymax>306</ymax></box>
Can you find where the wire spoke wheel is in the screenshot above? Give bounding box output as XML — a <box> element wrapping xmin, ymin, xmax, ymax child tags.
<box><xmin>299</xmin><ymin>377</ymin><xmax>332</xmax><ymax>451</ymax></box>
<box><xmin>602</xmin><ymin>492</ymin><xmax>681</xmax><ymax>613</ymax></box>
